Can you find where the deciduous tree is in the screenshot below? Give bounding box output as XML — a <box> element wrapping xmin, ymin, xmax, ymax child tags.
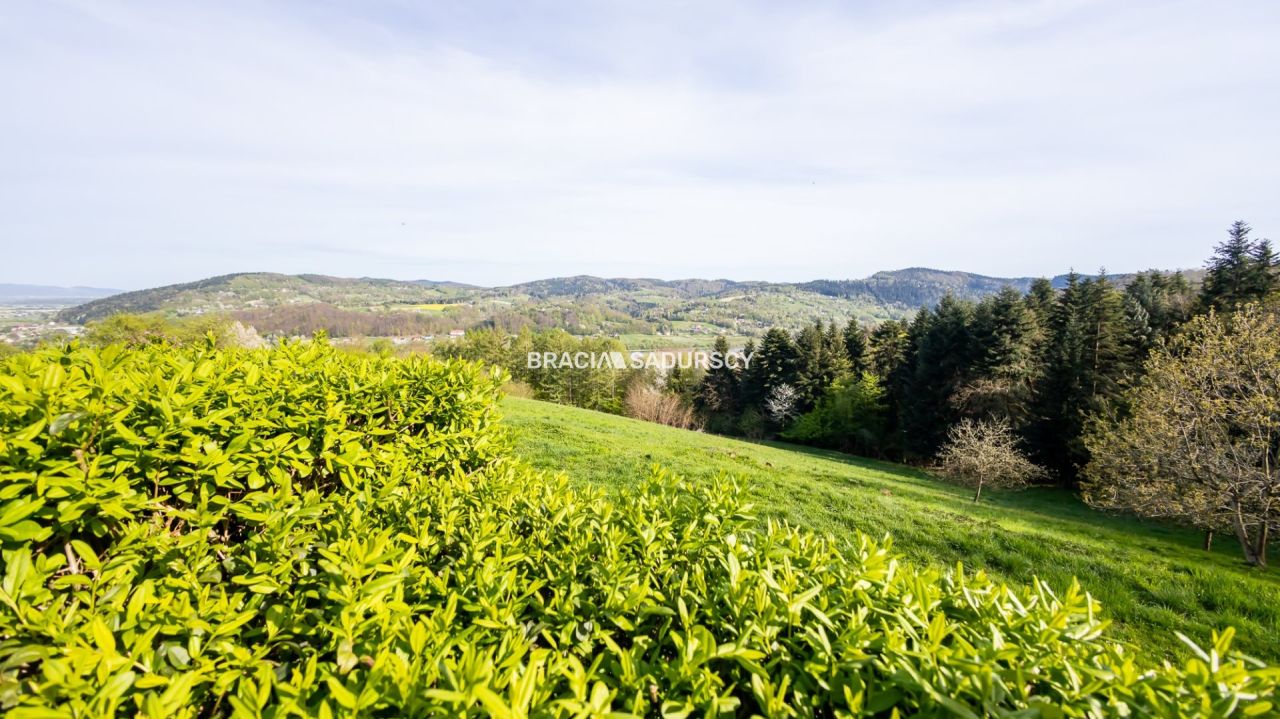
<box><xmin>935</xmin><ymin>418</ymin><xmax>1047</xmax><ymax>502</ymax></box>
<box><xmin>1083</xmin><ymin>304</ymin><xmax>1280</xmax><ymax>566</ymax></box>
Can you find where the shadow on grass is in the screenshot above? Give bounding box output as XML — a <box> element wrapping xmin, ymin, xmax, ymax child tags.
<box><xmin>724</xmin><ymin>433</ymin><xmax>1276</xmax><ymax>581</ymax></box>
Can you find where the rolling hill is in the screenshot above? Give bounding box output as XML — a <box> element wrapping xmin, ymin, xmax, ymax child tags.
<box><xmin>500</xmin><ymin>395</ymin><xmax>1280</xmax><ymax>663</ymax></box>
<box><xmin>56</xmin><ymin>268</ymin><xmax>1199</xmax><ymax>342</ymax></box>
<box><xmin>54</xmin><ymin>273</ymin><xmax>468</xmax><ymax>323</ymax></box>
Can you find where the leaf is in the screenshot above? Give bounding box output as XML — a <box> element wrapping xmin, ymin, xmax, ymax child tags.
<box><xmin>112</xmin><ymin>420</ymin><xmax>146</xmax><ymax>445</ymax></box>
<box><xmin>325</xmin><ymin>677</ymin><xmax>358</xmax><ymax>709</ymax></box>
<box><xmin>0</xmin><ymin>520</ymin><xmax>49</xmax><ymax>543</ymax></box>
<box><xmin>91</xmin><ymin>618</ymin><xmax>117</xmax><ymax>654</ymax></box>
<box><xmin>49</xmin><ymin>411</ymin><xmax>88</xmax><ymax>436</ymax></box>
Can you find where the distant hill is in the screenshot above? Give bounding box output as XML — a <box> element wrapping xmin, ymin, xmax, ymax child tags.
<box><xmin>505</xmin><ymin>276</ymin><xmax>756</xmax><ymax>298</ymax></box>
<box><xmin>796</xmin><ymin>267</ymin><xmax>1191</xmax><ymax>308</ymax></box>
<box><xmin>56</xmin><ymin>273</ymin><xmax>467</xmax><ymax>323</ymax></box>
<box><xmin>0</xmin><ymin>284</ymin><xmax>121</xmax><ymax>304</ymax></box>
<box><xmin>799</xmin><ymin>268</ymin><xmax>1045</xmax><ymax>307</ymax></box>
<box><xmin>55</xmin><ymin>267</ymin><xmax>1200</xmax><ymax>339</ymax></box>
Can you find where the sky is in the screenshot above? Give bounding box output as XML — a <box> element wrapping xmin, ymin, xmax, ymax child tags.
<box><xmin>2</xmin><ymin>0</ymin><xmax>1279</xmax><ymax>290</ymax></box>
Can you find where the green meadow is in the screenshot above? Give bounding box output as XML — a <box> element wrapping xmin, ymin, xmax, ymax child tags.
<box><xmin>501</xmin><ymin>395</ymin><xmax>1280</xmax><ymax>663</ymax></box>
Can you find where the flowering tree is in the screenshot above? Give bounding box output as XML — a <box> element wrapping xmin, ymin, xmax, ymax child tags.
<box><xmin>764</xmin><ymin>383</ymin><xmax>801</xmax><ymax>425</ymax></box>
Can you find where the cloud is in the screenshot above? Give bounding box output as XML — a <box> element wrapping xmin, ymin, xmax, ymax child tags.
<box><xmin>1</xmin><ymin>0</ymin><xmax>1278</xmax><ymax>288</ymax></box>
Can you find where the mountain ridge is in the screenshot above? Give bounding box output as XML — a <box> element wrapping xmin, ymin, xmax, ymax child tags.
<box><xmin>54</xmin><ymin>268</ymin><xmax>1200</xmax><ymax>338</ymax></box>
<box><xmin>0</xmin><ymin>283</ymin><xmax>122</xmax><ymax>303</ymax></box>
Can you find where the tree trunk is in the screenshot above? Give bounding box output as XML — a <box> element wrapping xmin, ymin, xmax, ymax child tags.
<box><xmin>972</xmin><ymin>482</ymin><xmax>983</xmax><ymax>503</ymax></box>
<box><xmin>1203</xmin><ymin>530</ymin><xmax>1214</xmax><ymax>552</ymax></box>
<box><xmin>1256</xmin><ymin>524</ymin><xmax>1270</xmax><ymax>568</ymax></box>
<box><xmin>1230</xmin><ymin>502</ymin><xmax>1262</xmax><ymax>566</ymax></box>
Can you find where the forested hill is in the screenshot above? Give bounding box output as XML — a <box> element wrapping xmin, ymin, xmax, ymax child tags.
<box><xmin>64</xmin><ymin>266</ymin><xmax>1182</xmax><ymax>322</ymax></box>
<box><xmin>800</xmin><ymin>268</ymin><xmax>1052</xmax><ymax>306</ymax></box>
<box><xmin>55</xmin><ymin>273</ymin><xmax>474</xmax><ymax>324</ymax></box>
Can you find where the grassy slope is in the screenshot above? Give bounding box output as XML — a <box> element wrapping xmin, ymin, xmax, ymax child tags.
<box><xmin>500</xmin><ymin>396</ymin><xmax>1280</xmax><ymax>663</ymax></box>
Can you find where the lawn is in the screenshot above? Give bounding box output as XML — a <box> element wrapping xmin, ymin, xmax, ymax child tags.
<box><xmin>499</xmin><ymin>395</ymin><xmax>1280</xmax><ymax>663</ymax></box>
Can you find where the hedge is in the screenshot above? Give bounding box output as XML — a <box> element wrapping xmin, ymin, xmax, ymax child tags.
<box><xmin>0</xmin><ymin>342</ymin><xmax>1275</xmax><ymax>717</ymax></box>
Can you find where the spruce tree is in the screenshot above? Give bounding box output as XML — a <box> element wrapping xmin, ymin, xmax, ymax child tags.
<box><xmin>843</xmin><ymin>318</ymin><xmax>868</xmax><ymax>376</ymax></box>
<box><xmin>696</xmin><ymin>335</ymin><xmax>741</xmax><ymax>416</ymax></box>
<box><xmin>748</xmin><ymin>328</ymin><xmax>800</xmax><ymax>404</ymax></box>
<box><xmin>867</xmin><ymin>320</ymin><xmax>908</xmax><ymax>379</ymax></box>
<box><xmin>794</xmin><ymin>321</ymin><xmax>849</xmax><ymax>411</ymax></box>
<box><xmin>900</xmin><ymin>295</ymin><xmax>977</xmax><ymax>458</ymax></box>
<box><xmin>962</xmin><ymin>287</ymin><xmax>1041</xmax><ymax>427</ymax></box>
<box><xmin>1201</xmin><ymin>220</ymin><xmax>1264</xmax><ymax>310</ymax></box>
<box><xmin>1032</xmin><ymin>272</ymin><xmax>1131</xmax><ymax>483</ymax></box>
<box><xmin>1248</xmin><ymin>238</ymin><xmax>1279</xmax><ymax>299</ymax></box>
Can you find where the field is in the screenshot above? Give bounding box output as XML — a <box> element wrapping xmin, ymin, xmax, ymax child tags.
<box><xmin>501</xmin><ymin>395</ymin><xmax>1280</xmax><ymax>663</ymax></box>
<box><xmin>615</xmin><ymin>333</ymin><xmax>754</xmax><ymax>350</ymax></box>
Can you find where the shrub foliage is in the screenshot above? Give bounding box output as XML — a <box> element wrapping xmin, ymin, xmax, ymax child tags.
<box><xmin>1</xmin><ymin>343</ymin><xmax>1276</xmax><ymax>716</ymax></box>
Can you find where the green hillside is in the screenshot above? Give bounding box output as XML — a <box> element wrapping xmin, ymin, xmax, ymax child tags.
<box><xmin>60</xmin><ymin>269</ymin><xmax>1195</xmax><ymax>343</ymax></box>
<box><xmin>500</xmin><ymin>396</ymin><xmax>1280</xmax><ymax>663</ymax></box>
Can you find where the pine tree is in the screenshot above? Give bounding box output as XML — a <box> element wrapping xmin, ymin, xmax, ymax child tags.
<box><xmin>899</xmin><ymin>295</ymin><xmax>976</xmax><ymax>458</ymax></box>
<box><xmin>794</xmin><ymin>321</ymin><xmax>848</xmax><ymax>410</ymax></box>
<box><xmin>959</xmin><ymin>287</ymin><xmax>1041</xmax><ymax>427</ymax></box>
<box><xmin>1031</xmin><ymin>272</ymin><xmax>1131</xmax><ymax>483</ymax></box>
<box><xmin>843</xmin><ymin>318</ymin><xmax>868</xmax><ymax>376</ymax></box>
<box><xmin>696</xmin><ymin>335</ymin><xmax>741</xmax><ymax>417</ymax></box>
<box><xmin>867</xmin><ymin>320</ymin><xmax>908</xmax><ymax>379</ymax></box>
<box><xmin>746</xmin><ymin>328</ymin><xmax>800</xmax><ymax>406</ymax></box>
<box><xmin>1248</xmin><ymin>238</ymin><xmax>1279</xmax><ymax>299</ymax></box>
<box><xmin>1201</xmin><ymin>220</ymin><xmax>1265</xmax><ymax>310</ymax></box>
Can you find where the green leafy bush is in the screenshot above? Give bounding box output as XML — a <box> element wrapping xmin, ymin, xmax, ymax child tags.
<box><xmin>782</xmin><ymin>373</ymin><xmax>887</xmax><ymax>456</ymax></box>
<box><xmin>1</xmin><ymin>344</ymin><xmax>1276</xmax><ymax>717</ymax></box>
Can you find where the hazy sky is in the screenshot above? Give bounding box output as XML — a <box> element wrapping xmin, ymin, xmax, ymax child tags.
<box><xmin>3</xmin><ymin>0</ymin><xmax>1278</xmax><ymax>290</ymax></box>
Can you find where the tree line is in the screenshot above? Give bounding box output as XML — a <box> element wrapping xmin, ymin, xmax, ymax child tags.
<box><xmin>73</xmin><ymin>222</ymin><xmax>1279</xmax><ymax>564</ymax></box>
<box><xmin>685</xmin><ymin>221</ymin><xmax>1279</xmax><ymax>565</ymax></box>
<box><xmin>694</xmin><ymin>222</ymin><xmax>1277</xmax><ymax>480</ymax></box>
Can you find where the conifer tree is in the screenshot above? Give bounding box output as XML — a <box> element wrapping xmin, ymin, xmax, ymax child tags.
<box><xmin>1026</xmin><ymin>277</ymin><xmax>1057</xmax><ymax>319</ymax></box>
<box><xmin>696</xmin><ymin>335</ymin><xmax>741</xmax><ymax>419</ymax></box>
<box><xmin>1124</xmin><ymin>271</ymin><xmax>1194</xmax><ymax>350</ymax></box>
<box><xmin>793</xmin><ymin>322</ymin><xmax>827</xmax><ymax>411</ymax></box>
<box><xmin>1201</xmin><ymin>221</ymin><xmax>1275</xmax><ymax>310</ymax></box>
<box><xmin>1248</xmin><ymin>238</ymin><xmax>1279</xmax><ymax>299</ymax></box>
<box><xmin>900</xmin><ymin>295</ymin><xmax>977</xmax><ymax>458</ymax></box>
<box><xmin>825</xmin><ymin>320</ymin><xmax>851</xmax><ymax>377</ymax></box>
<box><xmin>867</xmin><ymin>319</ymin><xmax>908</xmax><ymax>380</ymax></box>
<box><xmin>794</xmin><ymin>321</ymin><xmax>849</xmax><ymax>411</ymax></box>
<box><xmin>843</xmin><ymin>318</ymin><xmax>868</xmax><ymax>376</ymax></box>
<box><xmin>1032</xmin><ymin>272</ymin><xmax>1132</xmax><ymax>482</ymax></box>
<box><xmin>958</xmin><ymin>287</ymin><xmax>1041</xmax><ymax>427</ymax></box>
<box><xmin>746</xmin><ymin>328</ymin><xmax>800</xmax><ymax>408</ymax></box>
